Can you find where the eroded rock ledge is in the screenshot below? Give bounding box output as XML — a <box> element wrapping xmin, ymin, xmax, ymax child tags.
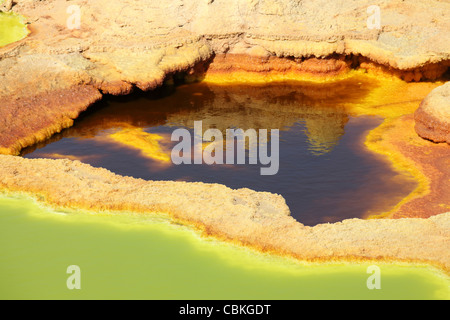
<box><xmin>1</xmin><ymin>155</ymin><xmax>449</xmax><ymax>272</ymax></box>
<box><xmin>0</xmin><ymin>0</ymin><xmax>449</xmax><ymax>272</ymax></box>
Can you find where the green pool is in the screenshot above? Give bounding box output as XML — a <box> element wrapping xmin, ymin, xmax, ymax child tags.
<box><xmin>0</xmin><ymin>195</ymin><xmax>448</xmax><ymax>300</ymax></box>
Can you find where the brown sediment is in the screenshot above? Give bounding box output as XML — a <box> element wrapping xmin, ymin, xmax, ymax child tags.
<box><xmin>414</xmin><ymin>82</ymin><xmax>450</xmax><ymax>144</ymax></box>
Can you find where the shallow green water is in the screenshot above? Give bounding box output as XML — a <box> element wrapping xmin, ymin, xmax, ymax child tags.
<box><xmin>0</xmin><ymin>195</ymin><xmax>448</xmax><ymax>300</ymax></box>
<box><xmin>0</xmin><ymin>11</ymin><xmax>29</xmax><ymax>47</ymax></box>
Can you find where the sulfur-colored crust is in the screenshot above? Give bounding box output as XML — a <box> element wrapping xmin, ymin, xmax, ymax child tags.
<box><xmin>0</xmin><ymin>0</ymin><xmax>450</xmax><ymax>273</ymax></box>
<box><xmin>0</xmin><ymin>154</ymin><xmax>449</xmax><ymax>272</ymax></box>
<box><xmin>193</xmin><ymin>54</ymin><xmax>353</xmax><ymax>83</ymax></box>
<box><xmin>366</xmin><ymin>115</ymin><xmax>450</xmax><ymax>220</ymax></box>
<box><xmin>415</xmin><ymin>82</ymin><xmax>450</xmax><ymax>145</ymax></box>
<box><xmin>1</xmin><ymin>0</ymin><xmax>450</xmax><ymax>155</ymax></box>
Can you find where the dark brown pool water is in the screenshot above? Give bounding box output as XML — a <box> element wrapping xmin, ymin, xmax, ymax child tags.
<box><xmin>22</xmin><ymin>80</ymin><xmax>416</xmax><ymax>226</ymax></box>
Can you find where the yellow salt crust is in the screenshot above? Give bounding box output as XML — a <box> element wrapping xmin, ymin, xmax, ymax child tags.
<box><xmin>197</xmin><ymin>68</ymin><xmax>358</xmax><ymax>85</ymax></box>
<box><xmin>1</xmin><ymin>119</ymin><xmax>75</xmax><ymax>156</ymax></box>
<box><xmin>364</xmin><ymin>118</ymin><xmax>431</xmax><ymax>219</ymax></box>
<box><xmin>107</xmin><ymin>126</ymin><xmax>172</xmax><ymax>164</ymax></box>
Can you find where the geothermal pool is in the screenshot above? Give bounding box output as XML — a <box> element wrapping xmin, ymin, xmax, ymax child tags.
<box><xmin>22</xmin><ymin>78</ymin><xmax>418</xmax><ymax>225</ymax></box>
<box><xmin>3</xmin><ymin>72</ymin><xmax>449</xmax><ymax>299</ymax></box>
<box><xmin>0</xmin><ymin>195</ymin><xmax>448</xmax><ymax>300</ymax></box>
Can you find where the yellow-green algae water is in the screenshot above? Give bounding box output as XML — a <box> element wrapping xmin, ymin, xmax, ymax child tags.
<box><xmin>0</xmin><ymin>195</ymin><xmax>448</xmax><ymax>300</ymax></box>
<box><xmin>0</xmin><ymin>11</ymin><xmax>29</xmax><ymax>47</ymax></box>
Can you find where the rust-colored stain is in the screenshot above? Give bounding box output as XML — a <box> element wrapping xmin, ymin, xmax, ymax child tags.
<box><xmin>0</xmin><ymin>85</ymin><xmax>102</xmax><ymax>156</ymax></box>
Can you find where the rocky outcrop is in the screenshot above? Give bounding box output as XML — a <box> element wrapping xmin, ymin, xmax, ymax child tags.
<box><xmin>1</xmin><ymin>0</ymin><xmax>449</xmax><ymax>155</ymax></box>
<box><xmin>0</xmin><ymin>0</ymin><xmax>13</xmax><ymax>12</ymax></box>
<box><xmin>0</xmin><ymin>154</ymin><xmax>449</xmax><ymax>272</ymax></box>
<box><xmin>195</xmin><ymin>54</ymin><xmax>352</xmax><ymax>81</ymax></box>
<box><xmin>415</xmin><ymin>82</ymin><xmax>450</xmax><ymax>145</ymax></box>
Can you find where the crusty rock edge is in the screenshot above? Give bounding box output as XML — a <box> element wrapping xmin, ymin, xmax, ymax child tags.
<box><xmin>0</xmin><ymin>0</ymin><xmax>449</xmax><ymax>274</ymax></box>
